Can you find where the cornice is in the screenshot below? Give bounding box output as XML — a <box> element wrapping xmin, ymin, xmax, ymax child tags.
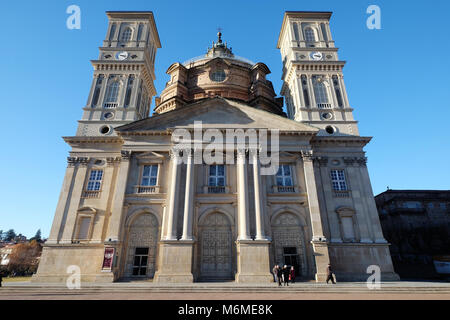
<box><xmin>311</xmin><ymin>136</ymin><xmax>372</xmax><ymax>147</ymax></box>
<box><xmin>63</xmin><ymin>136</ymin><xmax>124</xmax><ymax>144</ymax></box>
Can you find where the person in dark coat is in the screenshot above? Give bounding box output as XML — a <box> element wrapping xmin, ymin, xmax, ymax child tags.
<box><xmin>282</xmin><ymin>265</ymin><xmax>290</xmax><ymax>286</ymax></box>
<box><xmin>0</xmin><ymin>272</ymin><xmax>3</xmax><ymax>288</ymax></box>
<box><xmin>276</xmin><ymin>265</ymin><xmax>283</xmax><ymax>286</ymax></box>
<box><xmin>272</xmin><ymin>265</ymin><xmax>278</xmax><ymax>283</ymax></box>
<box><xmin>289</xmin><ymin>266</ymin><xmax>296</xmax><ymax>284</ymax></box>
<box><xmin>326</xmin><ymin>264</ymin><xmax>336</xmax><ymax>284</ymax></box>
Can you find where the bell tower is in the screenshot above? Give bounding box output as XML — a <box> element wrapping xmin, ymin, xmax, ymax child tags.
<box><xmin>278</xmin><ymin>11</ymin><xmax>359</xmax><ymax>136</ymax></box>
<box><xmin>77</xmin><ymin>11</ymin><xmax>161</xmax><ymax>136</ymax></box>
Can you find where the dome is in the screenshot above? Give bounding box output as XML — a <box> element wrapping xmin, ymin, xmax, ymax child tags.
<box><xmin>154</xmin><ymin>32</ymin><xmax>283</xmax><ymax>115</ymax></box>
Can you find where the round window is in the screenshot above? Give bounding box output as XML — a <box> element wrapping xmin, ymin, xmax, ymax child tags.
<box><xmin>325</xmin><ymin>126</ymin><xmax>335</xmax><ymax>135</ymax></box>
<box><xmin>210</xmin><ymin>70</ymin><xmax>226</xmax><ymax>82</ymax></box>
<box><xmin>100</xmin><ymin>126</ymin><xmax>111</xmax><ymax>135</ymax></box>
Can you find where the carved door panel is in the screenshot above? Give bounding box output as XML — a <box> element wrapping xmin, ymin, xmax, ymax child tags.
<box><xmin>200</xmin><ymin>213</ymin><xmax>232</xmax><ymax>279</ymax></box>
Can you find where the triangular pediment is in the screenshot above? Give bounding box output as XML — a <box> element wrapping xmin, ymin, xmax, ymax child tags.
<box><xmin>135</xmin><ymin>151</ymin><xmax>166</xmax><ymax>163</ymax></box>
<box><xmin>116</xmin><ymin>97</ymin><xmax>318</xmax><ymax>134</ymax></box>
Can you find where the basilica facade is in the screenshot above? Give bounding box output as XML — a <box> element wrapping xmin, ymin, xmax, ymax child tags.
<box><xmin>33</xmin><ymin>11</ymin><xmax>399</xmax><ymax>283</ymax></box>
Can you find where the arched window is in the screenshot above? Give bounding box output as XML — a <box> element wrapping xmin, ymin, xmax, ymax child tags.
<box><xmin>104</xmin><ymin>77</ymin><xmax>120</xmax><ymax>103</ymax></box>
<box><xmin>109</xmin><ymin>24</ymin><xmax>116</xmax><ymax>41</ymax></box>
<box><xmin>92</xmin><ymin>75</ymin><xmax>104</xmax><ymax>106</ymax></box>
<box><xmin>120</xmin><ymin>27</ymin><xmax>132</xmax><ymax>42</ymax></box>
<box><xmin>137</xmin><ymin>24</ymin><xmax>143</xmax><ymax>41</ymax></box>
<box><xmin>313</xmin><ymin>76</ymin><xmax>329</xmax><ymax>104</ymax></box>
<box><xmin>304</xmin><ymin>27</ymin><xmax>316</xmax><ymax>42</ymax></box>
<box><xmin>293</xmin><ymin>23</ymin><xmax>299</xmax><ymax>41</ymax></box>
<box><xmin>124</xmin><ymin>75</ymin><xmax>134</xmax><ymax>107</ymax></box>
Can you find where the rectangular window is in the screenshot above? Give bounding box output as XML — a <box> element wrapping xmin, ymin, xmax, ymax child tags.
<box><xmin>87</xmin><ymin>170</ymin><xmax>103</xmax><ymax>191</ymax></box>
<box><xmin>331</xmin><ymin>170</ymin><xmax>347</xmax><ymax>191</ymax></box>
<box><xmin>209</xmin><ymin>165</ymin><xmax>225</xmax><ymax>187</ymax></box>
<box><xmin>276</xmin><ymin>165</ymin><xmax>293</xmax><ymax>186</ymax></box>
<box><xmin>141</xmin><ymin>165</ymin><xmax>158</xmax><ymax>186</ymax></box>
<box><xmin>341</xmin><ymin>217</ymin><xmax>355</xmax><ymax>241</ymax></box>
<box><xmin>78</xmin><ymin>217</ymin><xmax>91</xmax><ymax>240</ymax></box>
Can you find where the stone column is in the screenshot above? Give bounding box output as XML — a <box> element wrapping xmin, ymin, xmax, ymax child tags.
<box><xmin>106</xmin><ymin>151</ymin><xmax>131</xmax><ymax>242</ymax></box>
<box><xmin>343</xmin><ymin>157</ymin><xmax>372</xmax><ymax>243</ymax></box>
<box><xmin>86</xmin><ymin>74</ymin><xmax>99</xmax><ymax>107</ymax></box>
<box><xmin>181</xmin><ymin>150</ymin><xmax>195</xmax><ymax>240</ymax></box>
<box><xmin>251</xmin><ymin>150</ymin><xmax>266</xmax><ymax>240</ymax></box>
<box><xmin>301</xmin><ymin>151</ymin><xmax>330</xmax><ymax>282</ymax></box>
<box><xmin>297</xmin><ymin>77</ymin><xmax>305</xmax><ymax>108</ymax></box>
<box><xmin>130</xmin><ymin>76</ymin><xmax>140</xmax><ymax>109</ymax></box>
<box><xmin>357</xmin><ymin>158</ymin><xmax>386</xmax><ymax>243</ymax></box>
<box><xmin>235</xmin><ymin>149</ymin><xmax>272</xmax><ymax>283</ymax></box>
<box><xmin>327</xmin><ymin>75</ymin><xmax>338</xmax><ymax>108</ymax></box>
<box><xmin>236</xmin><ymin>148</ymin><xmax>250</xmax><ymax>240</ymax></box>
<box><xmin>118</xmin><ymin>75</ymin><xmax>130</xmax><ymax>108</ymax></box>
<box><xmin>339</xmin><ymin>75</ymin><xmax>350</xmax><ymax>107</ymax></box>
<box><xmin>154</xmin><ymin>150</ymin><xmax>194</xmax><ymax>283</ymax></box>
<box><xmin>98</xmin><ymin>75</ymin><xmax>109</xmax><ymax>109</ymax></box>
<box><xmin>165</xmin><ymin>149</ymin><xmax>181</xmax><ymax>240</ymax></box>
<box><xmin>47</xmin><ymin>157</ymin><xmax>77</xmax><ymax>244</ymax></box>
<box><xmin>60</xmin><ymin>157</ymin><xmax>90</xmax><ymax>243</ymax></box>
<box><xmin>308</xmin><ymin>75</ymin><xmax>317</xmax><ymax>108</ymax></box>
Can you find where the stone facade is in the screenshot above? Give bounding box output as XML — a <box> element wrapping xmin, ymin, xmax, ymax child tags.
<box><xmin>32</xmin><ymin>11</ymin><xmax>399</xmax><ymax>284</ymax></box>
<box><xmin>376</xmin><ymin>190</ymin><xmax>450</xmax><ymax>279</ymax></box>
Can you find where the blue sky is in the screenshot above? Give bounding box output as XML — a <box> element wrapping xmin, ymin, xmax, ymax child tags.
<box><xmin>1</xmin><ymin>0</ymin><xmax>449</xmax><ymax>238</ymax></box>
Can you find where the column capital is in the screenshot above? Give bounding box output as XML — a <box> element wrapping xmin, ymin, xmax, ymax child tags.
<box><xmin>121</xmin><ymin>150</ymin><xmax>131</xmax><ymax>160</ymax></box>
<box><xmin>106</xmin><ymin>157</ymin><xmax>121</xmax><ymax>166</ymax></box>
<box><xmin>343</xmin><ymin>157</ymin><xmax>357</xmax><ymax>166</ymax></box>
<box><xmin>169</xmin><ymin>148</ymin><xmax>183</xmax><ymax>160</ymax></box>
<box><xmin>78</xmin><ymin>157</ymin><xmax>90</xmax><ymax>167</ymax></box>
<box><xmin>67</xmin><ymin>157</ymin><xmax>78</xmax><ymax>167</ymax></box>
<box><xmin>356</xmin><ymin>157</ymin><xmax>367</xmax><ymax>167</ymax></box>
<box><xmin>300</xmin><ymin>150</ymin><xmax>314</xmax><ymax>162</ymax></box>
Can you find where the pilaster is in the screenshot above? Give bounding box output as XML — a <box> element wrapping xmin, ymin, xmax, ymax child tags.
<box><xmin>60</xmin><ymin>157</ymin><xmax>90</xmax><ymax>244</ymax></box>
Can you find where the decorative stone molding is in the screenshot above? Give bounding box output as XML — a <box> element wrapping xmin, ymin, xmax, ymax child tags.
<box><xmin>315</xmin><ymin>156</ymin><xmax>328</xmax><ymax>167</ymax></box>
<box><xmin>67</xmin><ymin>157</ymin><xmax>90</xmax><ymax>167</ymax></box>
<box><xmin>121</xmin><ymin>150</ymin><xmax>131</xmax><ymax>160</ymax></box>
<box><xmin>78</xmin><ymin>157</ymin><xmax>90</xmax><ymax>166</ymax></box>
<box><xmin>343</xmin><ymin>157</ymin><xmax>357</xmax><ymax>166</ymax></box>
<box><xmin>67</xmin><ymin>157</ymin><xmax>78</xmax><ymax>167</ymax></box>
<box><xmin>106</xmin><ymin>157</ymin><xmax>121</xmax><ymax>166</ymax></box>
<box><xmin>356</xmin><ymin>157</ymin><xmax>367</xmax><ymax>167</ymax></box>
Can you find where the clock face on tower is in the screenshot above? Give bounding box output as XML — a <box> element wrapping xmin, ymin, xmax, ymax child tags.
<box><xmin>310</xmin><ymin>51</ymin><xmax>323</xmax><ymax>61</ymax></box>
<box><xmin>116</xmin><ymin>51</ymin><xmax>129</xmax><ymax>61</ymax></box>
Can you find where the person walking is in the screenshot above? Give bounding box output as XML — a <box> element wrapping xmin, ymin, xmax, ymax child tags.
<box><xmin>326</xmin><ymin>264</ymin><xmax>336</xmax><ymax>284</ymax></box>
<box><xmin>272</xmin><ymin>265</ymin><xmax>278</xmax><ymax>283</ymax></box>
<box><xmin>0</xmin><ymin>272</ymin><xmax>3</xmax><ymax>288</ymax></box>
<box><xmin>276</xmin><ymin>265</ymin><xmax>283</xmax><ymax>287</ymax></box>
<box><xmin>289</xmin><ymin>266</ymin><xmax>296</xmax><ymax>284</ymax></box>
<box><xmin>282</xmin><ymin>265</ymin><xmax>290</xmax><ymax>286</ymax></box>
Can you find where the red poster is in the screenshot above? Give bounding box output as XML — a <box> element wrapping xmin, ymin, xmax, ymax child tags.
<box><xmin>102</xmin><ymin>247</ymin><xmax>115</xmax><ymax>270</ymax></box>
